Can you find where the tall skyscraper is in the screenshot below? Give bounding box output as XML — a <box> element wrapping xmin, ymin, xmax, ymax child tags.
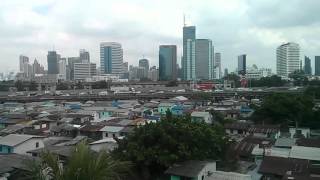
<box><xmin>159</xmin><ymin>45</ymin><xmax>177</xmax><ymax>81</ymax></box>
<box><xmin>195</xmin><ymin>39</ymin><xmax>213</xmax><ymax>80</ymax></box>
<box><xmin>148</xmin><ymin>66</ymin><xmax>159</xmax><ymax>81</ymax></box>
<box><xmin>315</xmin><ymin>56</ymin><xmax>320</xmax><ymax>76</ymax></box>
<box><xmin>214</xmin><ymin>53</ymin><xmax>221</xmax><ymax>79</ymax></box>
<box><xmin>276</xmin><ymin>42</ymin><xmax>300</xmax><ymax>78</ymax></box>
<box><xmin>100</xmin><ymin>42</ymin><xmax>123</xmax><ymax>75</ymax></box>
<box><xmin>238</xmin><ymin>54</ymin><xmax>246</xmax><ymax>76</ymax></box>
<box><xmin>224</xmin><ymin>68</ymin><xmax>228</xmax><ymax>77</ymax></box>
<box><xmin>182</xmin><ymin>26</ymin><xmax>196</xmax><ymax>80</ymax></box>
<box><xmin>47</xmin><ymin>51</ymin><xmax>60</xmax><ymax>74</ymax></box>
<box><xmin>139</xmin><ymin>59</ymin><xmax>149</xmax><ymax>78</ymax></box>
<box><xmin>79</xmin><ymin>49</ymin><xmax>90</xmax><ymax>63</ymax></box>
<box><xmin>304</xmin><ymin>56</ymin><xmax>312</xmax><ymax>75</ymax></box>
<box><xmin>74</xmin><ymin>63</ymin><xmax>97</xmax><ymax>81</ymax></box>
<box><xmin>122</xmin><ymin>62</ymin><xmax>128</xmax><ymax>72</ymax></box>
<box><xmin>58</xmin><ymin>58</ymin><xmax>67</xmax><ymax>80</ymax></box>
<box><xmin>32</xmin><ymin>59</ymin><xmax>44</xmax><ymax>74</ymax></box>
<box><xmin>19</xmin><ymin>55</ymin><xmax>29</xmax><ymax>72</ymax></box>
<box><xmin>67</xmin><ymin>57</ymin><xmax>81</xmax><ymax>80</ymax></box>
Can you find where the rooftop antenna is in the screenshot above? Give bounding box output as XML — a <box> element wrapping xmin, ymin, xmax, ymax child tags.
<box><xmin>183</xmin><ymin>14</ymin><xmax>186</xmax><ymax>27</ymax></box>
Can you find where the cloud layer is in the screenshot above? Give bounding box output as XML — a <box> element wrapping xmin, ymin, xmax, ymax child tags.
<box><xmin>0</xmin><ymin>0</ymin><xmax>320</xmax><ymax>73</ymax></box>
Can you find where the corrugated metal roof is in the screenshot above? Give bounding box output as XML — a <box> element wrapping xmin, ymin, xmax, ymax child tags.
<box><xmin>290</xmin><ymin>146</ymin><xmax>320</xmax><ymax>161</ymax></box>
<box><xmin>274</xmin><ymin>138</ymin><xmax>296</xmax><ymax>147</ymax></box>
<box><xmin>0</xmin><ymin>134</ymin><xmax>43</xmax><ymax>147</ymax></box>
<box><xmin>99</xmin><ymin>126</ymin><xmax>124</xmax><ymax>133</ymax></box>
<box><xmin>191</xmin><ymin>111</ymin><xmax>210</xmax><ymax>117</ymax></box>
<box><xmin>208</xmin><ymin>171</ymin><xmax>252</xmax><ymax>180</ymax></box>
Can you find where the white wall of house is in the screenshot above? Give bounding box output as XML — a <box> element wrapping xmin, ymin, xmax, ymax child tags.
<box><xmin>196</xmin><ymin>162</ymin><xmax>216</xmax><ymax>180</ymax></box>
<box><xmin>90</xmin><ymin>143</ymin><xmax>117</xmax><ymax>152</ymax></box>
<box><xmin>103</xmin><ymin>132</ymin><xmax>121</xmax><ymax>138</ymax></box>
<box><xmin>13</xmin><ymin>138</ymin><xmax>44</xmax><ymax>155</ymax></box>
<box><xmin>289</xmin><ymin>128</ymin><xmax>310</xmax><ymax>138</ymax></box>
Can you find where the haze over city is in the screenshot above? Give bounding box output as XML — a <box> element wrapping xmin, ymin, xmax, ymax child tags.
<box><xmin>1</xmin><ymin>0</ymin><xmax>320</xmax><ymax>73</ymax></box>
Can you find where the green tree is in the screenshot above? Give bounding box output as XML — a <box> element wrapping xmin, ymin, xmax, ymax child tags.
<box><xmin>113</xmin><ymin>116</ymin><xmax>229</xmax><ymax>179</ymax></box>
<box><xmin>252</xmin><ymin>93</ymin><xmax>315</xmax><ymax>128</ymax></box>
<box><xmin>26</xmin><ymin>143</ymin><xmax>131</xmax><ymax>180</ymax></box>
<box><xmin>250</xmin><ymin>75</ymin><xmax>286</xmax><ymax>87</ymax></box>
<box><xmin>289</xmin><ymin>70</ymin><xmax>308</xmax><ymax>86</ymax></box>
<box><xmin>304</xmin><ymin>86</ymin><xmax>320</xmax><ymax>99</ymax></box>
<box><xmin>29</xmin><ymin>81</ymin><xmax>38</xmax><ymax>91</ymax></box>
<box><xmin>223</xmin><ymin>74</ymin><xmax>240</xmax><ymax>87</ymax></box>
<box><xmin>209</xmin><ymin>109</ymin><xmax>225</xmax><ymax>124</ymax></box>
<box><xmin>165</xmin><ymin>80</ymin><xmax>178</xmax><ymax>87</ymax></box>
<box><xmin>92</xmin><ymin>80</ymin><xmax>109</xmax><ymax>89</ymax></box>
<box><xmin>15</xmin><ymin>80</ymin><xmax>24</xmax><ymax>91</ymax></box>
<box><xmin>57</xmin><ymin>82</ymin><xmax>69</xmax><ymax>90</ymax></box>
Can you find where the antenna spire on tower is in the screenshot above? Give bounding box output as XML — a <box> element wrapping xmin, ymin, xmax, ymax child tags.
<box><xmin>183</xmin><ymin>14</ymin><xmax>186</xmax><ymax>27</ymax></box>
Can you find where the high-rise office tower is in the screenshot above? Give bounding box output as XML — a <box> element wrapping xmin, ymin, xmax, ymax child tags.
<box><xmin>304</xmin><ymin>56</ymin><xmax>312</xmax><ymax>75</ymax></box>
<box><xmin>214</xmin><ymin>53</ymin><xmax>221</xmax><ymax>79</ymax></box>
<box><xmin>182</xmin><ymin>26</ymin><xmax>196</xmax><ymax>80</ymax></box>
<box><xmin>122</xmin><ymin>62</ymin><xmax>128</xmax><ymax>72</ymax></box>
<box><xmin>159</xmin><ymin>45</ymin><xmax>177</xmax><ymax>81</ymax></box>
<box><xmin>32</xmin><ymin>59</ymin><xmax>44</xmax><ymax>74</ymax></box>
<box><xmin>19</xmin><ymin>55</ymin><xmax>29</xmax><ymax>72</ymax></box>
<box><xmin>224</xmin><ymin>68</ymin><xmax>228</xmax><ymax>77</ymax></box>
<box><xmin>58</xmin><ymin>58</ymin><xmax>67</xmax><ymax>80</ymax></box>
<box><xmin>67</xmin><ymin>57</ymin><xmax>81</xmax><ymax>80</ymax></box>
<box><xmin>315</xmin><ymin>56</ymin><xmax>320</xmax><ymax>76</ymax></box>
<box><xmin>139</xmin><ymin>59</ymin><xmax>149</xmax><ymax>78</ymax></box>
<box><xmin>74</xmin><ymin>63</ymin><xmax>97</xmax><ymax>81</ymax></box>
<box><xmin>238</xmin><ymin>54</ymin><xmax>247</xmax><ymax>76</ymax></box>
<box><xmin>276</xmin><ymin>42</ymin><xmax>300</xmax><ymax>78</ymax></box>
<box><xmin>148</xmin><ymin>66</ymin><xmax>159</xmax><ymax>81</ymax></box>
<box><xmin>47</xmin><ymin>51</ymin><xmax>60</xmax><ymax>74</ymax></box>
<box><xmin>100</xmin><ymin>42</ymin><xmax>123</xmax><ymax>75</ymax></box>
<box><xmin>79</xmin><ymin>49</ymin><xmax>90</xmax><ymax>63</ymax></box>
<box><xmin>195</xmin><ymin>39</ymin><xmax>213</xmax><ymax>80</ymax></box>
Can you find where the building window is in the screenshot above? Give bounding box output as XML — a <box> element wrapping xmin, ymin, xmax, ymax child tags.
<box><xmin>36</xmin><ymin>142</ymin><xmax>39</xmax><ymax>148</ymax></box>
<box><xmin>112</xmin><ymin>134</ymin><xmax>116</xmax><ymax>138</ymax></box>
<box><xmin>0</xmin><ymin>146</ymin><xmax>2</xmax><ymax>152</ymax></box>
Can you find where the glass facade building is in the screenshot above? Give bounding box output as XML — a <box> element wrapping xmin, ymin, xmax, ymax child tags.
<box><xmin>159</xmin><ymin>45</ymin><xmax>177</xmax><ymax>81</ymax></box>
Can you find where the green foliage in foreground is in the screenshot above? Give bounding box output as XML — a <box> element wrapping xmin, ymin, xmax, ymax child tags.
<box><xmin>26</xmin><ymin>142</ymin><xmax>132</xmax><ymax>180</ymax></box>
<box><xmin>112</xmin><ymin>116</ymin><xmax>229</xmax><ymax>179</ymax></box>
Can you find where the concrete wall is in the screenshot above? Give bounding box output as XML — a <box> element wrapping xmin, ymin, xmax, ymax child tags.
<box><xmin>103</xmin><ymin>132</ymin><xmax>121</xmax><ymax>138</ymax></box>
<box><xmin>90</xmin><ymin>142</ymin><xmax>117</xmax><ymax>152</ymax></box>
<box><xmin>196</xmin><ymin>162</ymin><xmax>216</xmax><ymax>180</ymax></box>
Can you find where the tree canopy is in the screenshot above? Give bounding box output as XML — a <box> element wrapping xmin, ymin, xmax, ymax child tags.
<box><xmin>250</xmin><ymin>75</ymin><xmax>286</xmax><ymax>87</ymax></box>
<box><xmin>112</xmin><ymin>116</ymin><xmax>228</xmax><ymax>179</ymax></box>
<box><xmin>252</xmin><ymin>93</ymin><xmax>318</xmax><ymax>128</ymax></box>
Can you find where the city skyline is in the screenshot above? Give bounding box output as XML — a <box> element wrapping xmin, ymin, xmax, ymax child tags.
<box><xmin>1</xmin><ymin>0</ymin><xmax>320</xmax><ymax>73</ymax></box>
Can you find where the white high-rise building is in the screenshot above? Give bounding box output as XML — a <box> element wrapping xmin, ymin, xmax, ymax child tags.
<box><xmin>183</xmin><ymin>26</ymin><xmax>196</xmax><ymax>80</ymax></box>
<box><xmin>19</xmin><ymin>55</ymin><xmax>29</xmax><ymax>73</ymax></box>
<box><xmin>100</xmin><ymin>42</ymin><xmax>123</xmax><ymax>75</ymax></box>
<box><xmin>185</xmin><ymin>39</ymin><xmax>196</xmax><ymax>80</ymax></box>
<box><xmin>58</xmin><ymin>58</ymin><xmax>67</xmax><ymax>80</ymax></box>
<box><xmin>214</xmin><ymin>53</ymin><xmax>221</xmax><ymax>79</ymax></box>
<box><xmin>74</xmin><ymin>63</ymin><xmax>97</xmax><ymax>81</ymax></box>
<box><xmin>276</xmin><ymin>42</ymin><xmax>300</xmax><ymax>78</ymax></box>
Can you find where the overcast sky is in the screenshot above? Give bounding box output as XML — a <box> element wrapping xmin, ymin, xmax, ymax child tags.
<box><xmin>1</xmin><ymin>0</ymin><xmax>320</xmax><ymax>74</ymax></box>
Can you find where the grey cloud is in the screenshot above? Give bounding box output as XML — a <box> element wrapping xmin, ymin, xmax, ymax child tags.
<box><xmin>247</xmin><ymin>0</ymin><xmax>320</xmax><ymax>28</ymax></box>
